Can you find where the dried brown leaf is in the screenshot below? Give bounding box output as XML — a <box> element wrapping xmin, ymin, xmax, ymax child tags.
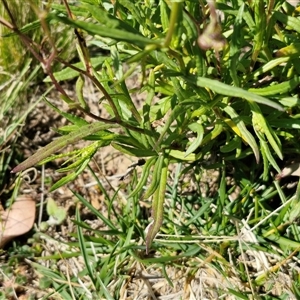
<box><xmin>0</xmin><ymin>195</ymin><xmax>36</xmax><ymax>248</ymax></box>
<box><xmin>278</xmin><ymin>162</ymin><xmax>300</xmax><ymax>179</ymax></box>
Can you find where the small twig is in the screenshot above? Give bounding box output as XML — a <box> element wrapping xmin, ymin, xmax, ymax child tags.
<box><xmin>119</xmin><ymin>159</ymin><xmax>146</xmax><ymax>180</ymax></box>
<box><xmin>0</xmin><ymin>16</ymin><xmax>13</xmax><ymax>29</ymax></box>
<box><xmin>62</xmin><ymin>0</ymin><xmax>110</xmax><ymax>121</ymax></box>
<box><xmin>74</xmin><ymin>105</ymin><xmax>149</xmax><ymax>135</ymax></box>
<box><xmin>0</xmin><ymin>15</ymin><xmax>43</xmax><ymax>63</ymax></box>
<box><xmin>55</xmin><ymin>57</ymin><xmax>122</xmax><ymax>123</ymax></box>
<box><xmin>1</xmin><ymin>0</ymin><xmax>17</xmax><ymax>28</ymax></box>
<box><xmin>62</xmin><ymin>0</ymin><xmax>92</xmax><ymax>75</ymax></box>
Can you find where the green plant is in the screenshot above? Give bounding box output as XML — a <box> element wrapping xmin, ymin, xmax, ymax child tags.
<box><xmin>0</xmin><ymin>1</ymin><xmax>36</xmax><ymax>83</ymax></box>
<box><xmin>2</xmin><ymin>0</ymin><xmax>300</xmax><ymax>297</ymax></box>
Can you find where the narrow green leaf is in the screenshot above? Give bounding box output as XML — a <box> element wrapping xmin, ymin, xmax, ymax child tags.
<box><xmin>167</xmin><ymin>149</ymin><xmax>201</xmax><ymax>161</ymax></box>
<box><xmin>200</xmin><ymin>121</ymin><xmax>223</xmax><ymax>146</ymax></box>
<box><xmin>111</xmin><ymin>142</ymin><xmax>156</xmax><ymax>157</ymax></box>
<box><xmin>143</xmin><ymin>155</ymin><xmax>164</xmax><ymax>200</ymax></box>
<box><xmin>223</xmin><ymin>105</ymin><xmax>260</xmax><ymax>162</ymax></box>
<box><xmin>12</xmin><ymin>123</ymin><xmax>118</xmax><ymax>173</ymax></box>
<box><xmin>250</xmin><ymin>57</ymin><xmax>290</xmax><ymax>79</ymax></box>
<box><xmin>143</xmin><ymin>69</ymin><xmax>157</xmax><ymax>149</ymax></box>
<box><xmin>73</xmin><ymin>191</ymin><xmax>117</xmax><ymax>230</ymax></box>
<box><xmin>274</xmin><ymin>11</ymin><xmax>300</xmax><ymax>34</ymax></box>
<box><xmin>227</xmin><ymin>288</ymin><xmax>248</xmax><ymax>300</ymax></box>
<box><xmin>185</xmin><ymin>122</ymin><xmax>204</xmax><ymax>157</ymax></box>
<box><xmin>38</xmin><ymin>148</ymin><xmax>81</xmax><ymax>165</ymax></box>
<box><xmin>269</xmin><ymin>118</ymin><xmax>300</xmax><ymax>129</ymax></box>
<box><xmin>146</xmin><ymin>156</ymin><xmax>168</xmax><ymax>254</ymax></box>
<box><xmin>220</xmin><ymin>135</ymin><xmax>241</xmax><ymax>153</ymax></box>
<box><xmin>160</xmin><ymin>0</ymin><xmax>170</xmax><ymax>32</ymax></box>
<box><xmin>44</xmin><ymin>97</ymin><xmax>88</xmax><ymax>126</ymax></box>
<box><xmin>260</xmin><ymin>140</ymin><xmax>269</xmax><ymax>181</ymax></box>
<box><xmin>156</xmin><ymin>105</ymin><xmax>186</xmax><ymax>146</ymax></box>
<box><xmin>249</xmin><ymin>102</ymin><xmax>283</xmax><ymax>160</ymax></box>
<box><xmin>248</xmin><ymin>77</ymin><xmax>300</xmax><ymax>96</ymax></box>
<box><xmin>56</xmin><ymin>141</ymin><xmax>101</xmax><ymax>173</ymax></box>
<box><xmin>76</xmin><ymin>207</ymin><xmax>97</xmax><ymax>289</ymax></box>
<box><xmin>50</xmin><ymin>158</ymin><xmax>90</xmax><ymax>191</ymax></box>
<box><xmin>76</xmin><ymin>75</ymin><xmax>89</xmax><ymax>111</ymax></box>
<box><xmin>241</xmin><ymin>7</ymin><xmax>255</xmax><ymax>31</ymax></box>
<box><xmin>128</xmin><ymin>157</ymin><xmax>157</xmax><ymax>198</ymax></box>
<box><xmin>263</xmin><ymin>230</ymin><xmax>300</xmax><ymax>249</ymax></box>
<box><xmin>53</xmin><ymin>15</ymin><xmax>161</xmax><ymax>47</ymax></box>
<box><xmin>276</xmin><ymin>43</ymin><xmax>300</xmax><ymax>57</ymax></box>
<box><xmin>83</xmin><ymin>2</ymin><xmax>139</xmax><ymax>34</ymax></box>
<box><xmin>277</xmin><ymin>96</ymin><xmax>300</xmax><ymax>107</ymax></box>
<box><xmin>289</xmin><ymin>200</ymin><xmax>300</xmax><ymax>222</ymax></box>
<box><xmin>118</xmin><ymin>0</ymin><xmax>145</xmax><ymax>25</ymax></box>
<box><xmin>252</xmin><ymin>0</ymin><xmax>266</xmax><ymax>63</ymax></box>
<box><xmin>185</xmin><ymin>75</ymin><xmax>284</xmax><ymax>111</ymax></box>
<box><xmin>114</xmin><ymin>134</ymin><xmax>152</xmax><ymax>150</ymax></box>
<box><xmin>229</xmin><ymin>3</ymin><xmax>245</xmax><ymax>86</ymax></box>
<box><xmin>260</xmin><ymin>139</ymin><xmax>281</xmax><ymax>173</ymax></box>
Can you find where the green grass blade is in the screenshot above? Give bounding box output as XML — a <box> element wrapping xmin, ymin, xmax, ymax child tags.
<box><xmin>75</xmin><ymin>206</ymin><xmax>96</xmax><ymax>287</ymax></box>
<box><xmin>73</xmin><ymin>191</ymin><xmax>117</xmax><ymax>231</ymax></box>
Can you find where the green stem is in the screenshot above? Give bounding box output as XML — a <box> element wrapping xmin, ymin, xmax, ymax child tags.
<box><xmin>164</xmin><ymin>1</ymin><xmax>182</xmax><ymax>48</ymax></box>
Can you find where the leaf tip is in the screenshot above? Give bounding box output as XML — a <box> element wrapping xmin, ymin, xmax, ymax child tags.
<box><xmin>145</xmin><ymin>220</ymin><xmax>154</xmax><ymax>255</ymax></box>
<box><xmin>11</xmin><ymin>166</ymin><xmax>21</xmax><ymax>174</ymax></box>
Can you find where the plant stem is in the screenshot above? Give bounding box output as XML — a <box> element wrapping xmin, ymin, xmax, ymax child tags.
<box><xmin>164</xmin><ymin>1</ymin><xmax>182</xmax><ymax>48</ymax></box>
